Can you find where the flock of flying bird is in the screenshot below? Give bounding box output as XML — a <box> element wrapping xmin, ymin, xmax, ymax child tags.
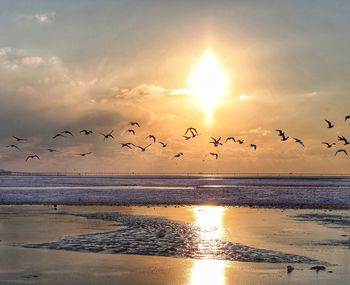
<box><xmin>4</xmin><ymin>115</ymin><xmax>350</xmax><ymax>163</ymax></box>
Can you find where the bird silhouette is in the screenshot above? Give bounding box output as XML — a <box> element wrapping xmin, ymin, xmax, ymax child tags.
<box><xmin>61</xmin><ymin>131</ymin><xmax>73</xmax><ymax>136</ymax></box>
<box><xmin>250</xmin><ymin>144</ymin><xmax>257</xmax><ymax>150</ymax></box>
<box><xmin>80</xmin><ymin>129</ymin><xmax>93</xmax><ymax>135</ymax></box>
<box><xmin>6</xmin><ymin>144</ymin><xmax>21</xmax><ymax>151</ymax></box>
<box><xmin>25</xmin><ymin>155</ymin><xmax>40</xmax><ymax>162</ymax></box>
<box><xmin>337</xmin><ymin>135</ymin><xmax>350</xmax><ymax>145</ymax></box>
<box><xmin>146</xmin><ymin>135</ymin><xmax>156</xmax><ymax>143</ymax></box>
<box><xmin>13</xmin><ymin>136</ymin><xmax>27</xmax><ymax>142</ymax></box>
<box><xmin>183</xmin><ymin>135</ymin><xmax>192</xmax><ymax>140</ymax></box>
<box><xmin>275</xmin><ymin>129</ymin><xmax>284</xmax><ymax>136</ymax></box>
<box><xmin>127</xmin><ymin>129</ymin><xmax>135</xmax><ymax>135</ymax></box>
<box><xmin>335</xmin><ymin>149</ymin><xmax>348</xmax><ymax>156</ymax></box>
<box><xmin>128</xmin><ymin>121</ymin><xmax>140</xmax><ymax>127</ymax></box>
<box><xmin>173</xmin><ymin>152</ymin><xmax>183</xmax><ymax>158</ymax></box>
<box><xmin>345</xmin><ymin>115</ymin><xmax>350</xmax><ymax>122</ymax></box>
<box><xmin>322</xmin><ymin>142</ymin><xmax>336</xmax><ymax>148</ymax></box>
<box><xmin>185</xmin><ymin>127</ymin><xmax>198</xmax><ymax>137</ymax></box>
<box><xmin>237</xmin><ymin>139</ymin><xmax>244</xmax><ymax>144</ymax></box>
<box><xmin>47</xmin><ymin>149</ymin><xmax>58</xmax><ymax>153</ymax></box>
<box><xmin>293</xmin><ymin>138</ymin><xmax>304</xmax><ymax>147</ymax></box>
<box><xmin>210</xmin><ymin>152</ymin><xmax>218</xmax><ymax>159</ymax></box>
<box><xmin>137</xmin><ymin>144</ymin><xmax>152</xmax><ymax>152</ymax></box>
<box><xmin>159</xmin><ymin>142</ymin><xmax>167</xmax><ymax>148</ymax></box>
<box><xmin>100</xmin><ymin>130</ymin><xmax>114</xmax><ymax>141</ymax></box>
<box><xmin>53</xmin><ymin>133</ymin><xmax>66</xmax><ymax>139</ymax></box>
<box><xmin>225</xmin><ymin>137</ymin><xmax>236</xmax><ymax>143</ymax></box>
<box><xmin>76</xmin><ymin>152</ymin><xmax>92</xmax><ymax>157</ymax></box>
<box><xmin>325</xmin><ymin>119</ymin><xmax>334</xmax><ymax>128</ymax></box>
<box><xmin>210</xmin><ymin>137</ymin><xmax>223</xmax><ymax>147</ymax></box>
<box><xmin>280</xmin><ymin>133</ymin><xmax>289</xmax><ymax>141</ymax></box>
<box><xmin>120</xmin><ymin>143</ymin><xmax>135</xmax><ymax>149</ymax></box>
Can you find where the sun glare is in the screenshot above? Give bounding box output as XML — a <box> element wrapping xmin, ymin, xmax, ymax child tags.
<box><xmin>189</xmin><ymin>50</ymin><xmax>229</xmax><ymax>124</ymax></box>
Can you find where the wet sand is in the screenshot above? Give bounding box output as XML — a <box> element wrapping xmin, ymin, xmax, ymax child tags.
<box><xmin>0</xmin><ymin>205</ymin><xmax>349</xmax><ymax>284</ymax></box>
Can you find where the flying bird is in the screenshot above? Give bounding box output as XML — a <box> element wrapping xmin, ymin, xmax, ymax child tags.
<box><xmin>293</xmin><ymin>138</ymin><xmax>304</xmax><ymax>147</ymax></box>
<box><xmin>80</xmin><ymin>129</ymin><xmax>93</xmax><ymax>135</ymax></box>
<box><xmin>275</xmin><ymin>130</ymin><xmax>284</xmax><ymax>136</ymax></box>
<box><xmin>6</xmin><ymin>144</ymin><xmax>21</xmax><ymax>151</ymax></box>
<box><xmin>128</xmin><ymin>121</ymin><xmax>140</xmax><ymax>127</ymax></box>
<box><xmin>225</xmin><ymin>137</ymin><xmax>236</xmax><ymax>143</ymax></box>
<box><xmin>337</xmin><ymin>135</ymin><xmax>350</xmax><ymax>145</ymax></box>
<box><xmin>47</xmin><ymin>149</ymin><xmax>58</xmax><ymax>153</ymax></box>
<box><xmin>137</xmin><ymin>144</ymin><xmax>152</xmax><ymax>152</ymax></box>
<box><xmin>210</xmin><ymin>137</ymin><xmax>223</xmax><ymax>147</ymax></box>
<box><xmin>173</xmin><ymin>152</ymin><xmax>183</xmax><ymax>158</ymax></box>
<box><xmin>183</xmin><ymin>135</ymin><xmax>192</xmax><ymax>140</ymax></box>
<box><xmin>322</xmin><ymin>142</ymin><xmax>336</xmax><ymax>148</ymax></box>
<box><xmin>237</xmin><ymin>139</ymin><xmax>244</xmax><ymax>144</ymax></box>
<box><xmin>159</xmin><ymin>142</ymin><xmax>167</xmax><ymax>148</ymax></box>
<box><xmin>335</xmin><ymin>149</ymin><xmax>348</xmax><ymax>156</ymax></box>
<box><xmin>250</xmin><ymin>144</ymin><xmax>257</xmax><ymax>150</ymax></box>
<box><xmin>185</xmin><ymin>127</ymin><xmax>198</xmax><ymax>137</ymax></box>
<box><xmin>53</xmin><ymin>133</ymin><xmax>66</xmax><ymax>139</ymax></box>
<box><xmin>100</xmin><ymin>130</ymin><xmax>114</xmax><ymax>140</ymax></box>
<box><xmin>76</xmin><ymin>152</ymin><xmax>92</xmax><ymax>157</ymax></box>
<box><xmin>61</xmin><ymin>131</ymin><xmax>73</xmax><ymax>136</ymax></box>
<box><xmin>210</xmin><ymin>152</ymin><xmax>218</xmax><ymax>159</ymax></box>
<box><xmin>146</xmin><ymin>135</ymin><xmax>156</xmax><ymax>143</ymax></box>
<box><xmin>345</xmin><ymin>115</ymin><xmax>350</xmax><ymax>122</ymax></box>
<box><xmin>13</xmin><ymin>136</ymin><xmax>27</xmax><ymax>142</ymax></box>
<box><xmin>325</xmin><ymin>119</ymin><xmax>334</xmax><ymax>129</ymax></box>
<box><xmin>25</xmin><ymin>155</ymin><xmax>40</xmax><ymax>162</ymax></box>
<box><xmin>120</xmin><ymin>143</ymin><xmax>135</xmax><ymax>149</ymax></box>
<box><xmin>280</xmin><ymin>133</ymin><xmax>289</xmax><ymax>141</ymax></box>
<box><xmin>127</xmin><ymin>129</ymin><xmax>135</xmax><ymax>135</ymax></box>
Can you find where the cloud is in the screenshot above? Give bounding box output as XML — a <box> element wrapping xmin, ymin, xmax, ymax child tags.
<box><xmin>16</xmin><ymin>12</ymin><xmax>56</xmax><ymax>24</ymax></box>
<box><xmin>238</xmin><ymin>93</ymin><xmax>253</xmax><ymax>101</ymax></box>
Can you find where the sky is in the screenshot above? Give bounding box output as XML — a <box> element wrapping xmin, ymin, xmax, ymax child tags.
<box><xmin>0</xmin><ymin>0</ymin><xmax>350</xmax><ymax>173</ymax></box>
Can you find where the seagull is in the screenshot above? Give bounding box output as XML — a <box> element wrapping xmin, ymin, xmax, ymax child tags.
<box><xmin>225</xmin><ymin>137</ymin><xmax>236</xmax><ymax>143</ymax></box>
<box><xmin>173</xmin><ymin>152</ymin><xmax>183</xmax><ymax>158</ymax></box>
<box><xmin>53</xmin><ymin>133</ymin><xmax>66</xmax><ymax>139</ymax></box>
<box><xmin>335</xmin><ymin>149</ymin><xmax>348</xmax><ymax>156</ymax></box>
<box><xmin>146</xmin><ymin>135</ymin><xmax>156</xmax><ymax>143</ymax></box>
<box><xmin>293</xmin><ymin>138</ymin><xmax>304</xmax><ymax>147</ymax></box>
<box><xmin>280</xmin><ymin>133</ymin><xmax>289</xmax><ymax>141</ymax></box>
<box><xmin>127</xmin><ymin>129</ymin><xmax>135</xmax><ymax>135</ymax></box>
<box><xmin>137</xmin><ymin>144</ymin><xmax>152</xmax><ymax>152</ymax></box>
<box><xmin>325</xmin><ymin>119</ymin><xmax>334</xmax><ymax>129</ymax></box>
<box><xmin>185</xmin><ymin>127</ymin><xmax>198</xmax><ymax>137</ymax></box>
<box><xmin>210</xmin><ymin>152</ymin><xmax>218</xmax><ymax>159</ymax></box>
<box><xmin>159</xmin><ymin>142</ymin><xmax>167</xmax><ymax>148</ymax></box>
<box><xmin>25</xmin><ymin>155</ymin><xmax>40</xmax><ymax>162</ymax></box>
<box><xmin>128</xmin><ymin>121</ymin><xmax>140</xmax><ymax>127</ymax></box>
<box><xmin>80</xmin><ymin>129</ymin><xmax>93</xmax><ymax>135</ymax></box>
<box><xmin>322</xmin><ymin>142</ymin><xmax>336</xmax><ymax>148</ymax></box>
<box><xmin>345</xmin><ymin>115</ymin><xmax>350</xmax><ymax>122</ymax></box>
<box><xmin>47</xmin><ymin>149</ymin><xmax>58</xmax><ymax>153</ymax></box>
<box><xmin>237</xmin><ymin>139</ymin><xmax>244</xmax><ymax>144</ymax></box>
<box><xmin>61</xmin><ymin>131</ymin><xmax>73</xmax><ymax>136</ymax></box>
<box><xmin>120</xmin><ymin>143</ymin><xmax>135</xmax><ymax>149</ymax></box>
<box><xmin>13</xmin><ymin>136</ymin><xmax>27</xmax><ymax>142</ymax></box>
<box><xmin>76</xmin><ymin>152</ymin><xmax>92</xmax><ymax>157</ymax></box>
<box><xmin>338</xmin><ymin>135</ymin><xmax>350</xmax><ymax>145</ymax></box>
<box><xmin>250</xmin><ymin>144</ymin><xmax>257</xmax><ymax>150</ymax></box>
<box><xmin>6</xmin><ymin>144</ymin><xmax>21</xmax><ymax>151</ymax></box>
<box><xmin>100</xmin><ymin>130</ymin><xmax>114</xmax><ymax>140</ymax></box>
<box><xmin>210</xmin><ymin>137</ymin><xmax>223</xmax><ymax>147</ymax></box>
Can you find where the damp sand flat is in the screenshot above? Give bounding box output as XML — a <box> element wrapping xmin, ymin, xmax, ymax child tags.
<box><xmin>0</xmin><ymin>205</ymin><xmax>349</xmax><ymax>285</ymax></box>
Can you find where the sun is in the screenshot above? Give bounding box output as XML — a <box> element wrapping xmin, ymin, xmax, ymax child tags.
<box><xmin>189</xmin><ymin>49</ymin><xmax>229</xmax><ymax>124</ymax></box>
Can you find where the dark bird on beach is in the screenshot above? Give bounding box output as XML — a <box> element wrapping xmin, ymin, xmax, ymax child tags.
<box><xmin>237</xmin><ymin>139</ymin><xmax>244</xmax><ymax>144</ymax></box>
<box><xmin>146</xmin><ymin>135</ymin><xmax>156</xmax><ymax>143</ymax></box>
<box><xmin>53</xmin><ymin>133</ymin><xmax>66</xmax><ymax>139</ymax></box>
<box><xmin>76</xmin><ymin>152</ymin><xmax>92</xmax><ymax>157</ymax></box>
<box><xmin>337</xmin><ymin>135</ymin><xmax>350</xmax><ymax>145</ymax></box>
<box><xmin>25</xmin><ymin>155</ymin><xmax>40</xmax><ymax>162</ymax></box>
<box><xmin>127</xmin><ymin>129</ymin><xmax>135</xmax><ymax>135</ymax></box>
<box><xmin>210</xmin><ymin>152</ymin><xmax>218</xmax><ymax>159</ymax></box>
<box><xmin>6</xmin><ymin>144</ymin><xmax>21</xmax><ymax>151</ymax></box>
<box><xmin>128</xmin><ymin>121</ymin><xmax>140</xmax><ymax>127</ymax></box>
<box><xmin>345</xmin><ymin>115</ymin><xmax>350</xmax><ymax>122</ymax></box>
<box><xmin>137</xmin><ymin>144</ymin><xmax>152</xmax><ymax>152</ymax></box>
<box><xmin>250</xmin><ymin>144</ymin><xmax>257</xmax><ymax>150</ymax></box>
<box><xmin>293</xmin><ymin>138</ymin><xmax>304</xmax><ymax>147</ymax></box>
<box><xmin>159</xmin><ymin>142</ymin><xmax>167</xmax><ymax>148</ymax></box>
<box><xmin>120</xmin><ymin>143</ymin><xmax>135</xmax><ymax>149</ymax></box>
<box><xmin>47</xmin><ymin>148</ymin><xmax>58</xmax><ymax>153</ymax></box>
<box><xmin>325</xmin><ymin>119</ymin><xmax>334</xmax><ymax>129</ymax></box>
<box><xmin>173</xmin><ymin>152</ymin><xmax>183</xmax><ymax>158</ymax></box>
<box><xmin>322</xmin><ymin>142</ymin><xmax>336</xmax><ymax>148</ymax></box>
<box><xmin>100</xmin><ymin>130</ymin><xmax>114</xmax><ymax>141</ymax></box>
<box><xmin>80</xmin><ymin>129</ymin><xmax>93</xmax><ymax>135</ymax></box>
<box><xmin>335</xmin><ymin>149</ymin><xmax>348</xmax><ymax>156</ymax></box>
<box><xmin>210</xmin><ymin>137</ymin><xmax>223</xmax><ymax>147</ymax></box>
<box><xmin>61</xmin><ymin>131</ymin><xmax>73</xmax><ymax>136</ymax></box>
<box><xmin>225</xmin><ymin>137</ymin><xmax>236</xmax><ymax>143</ymax></box>
<box><xmin>185</xmin><ymin>127</ymin><xmax>198</xmax><ymax>137</ymax></box>
<box><xmin>13</xmin><ymin>136</ymin><xmax>27</xmax><ymax>142</ymax></box>
<box><xmin>280</xmin><ymin>133</ymin><xmax>289</xmax><ymax>141</ymax></box>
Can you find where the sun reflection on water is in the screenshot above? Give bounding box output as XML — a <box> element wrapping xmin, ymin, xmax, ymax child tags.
<box><xmin>189</xmin><ymin>206</ymin><xmax>228</xmax><ymax>285</ymax></box>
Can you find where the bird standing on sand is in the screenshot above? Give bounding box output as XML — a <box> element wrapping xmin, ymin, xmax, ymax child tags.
<box><xmin>325</xmin><ymin>119</ymin><xmax>334</xmax><ymax>128</ymax></box>
<box><xmin>293</xmin><ymin>138</ymin><xmax>304</xmax><ymax>147</ymax></box>
<box><xmin>335</xmin><ymin>149</ymin><xmax>348</xmax><ymax>156</ymax></box>
<box><xmin>25</xmin><ymin>155</ymin><xmax>40</xmax><ymax>162</ymax></box>
<box><xmin>6</xmin><ymin>144</ymin><xmax>21</xmax><ymax>151</ymax></box>
<box><xmin>100</xmin><ymin>130</ymin><xmax>114</xmax><ymax>141</ymax></box>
